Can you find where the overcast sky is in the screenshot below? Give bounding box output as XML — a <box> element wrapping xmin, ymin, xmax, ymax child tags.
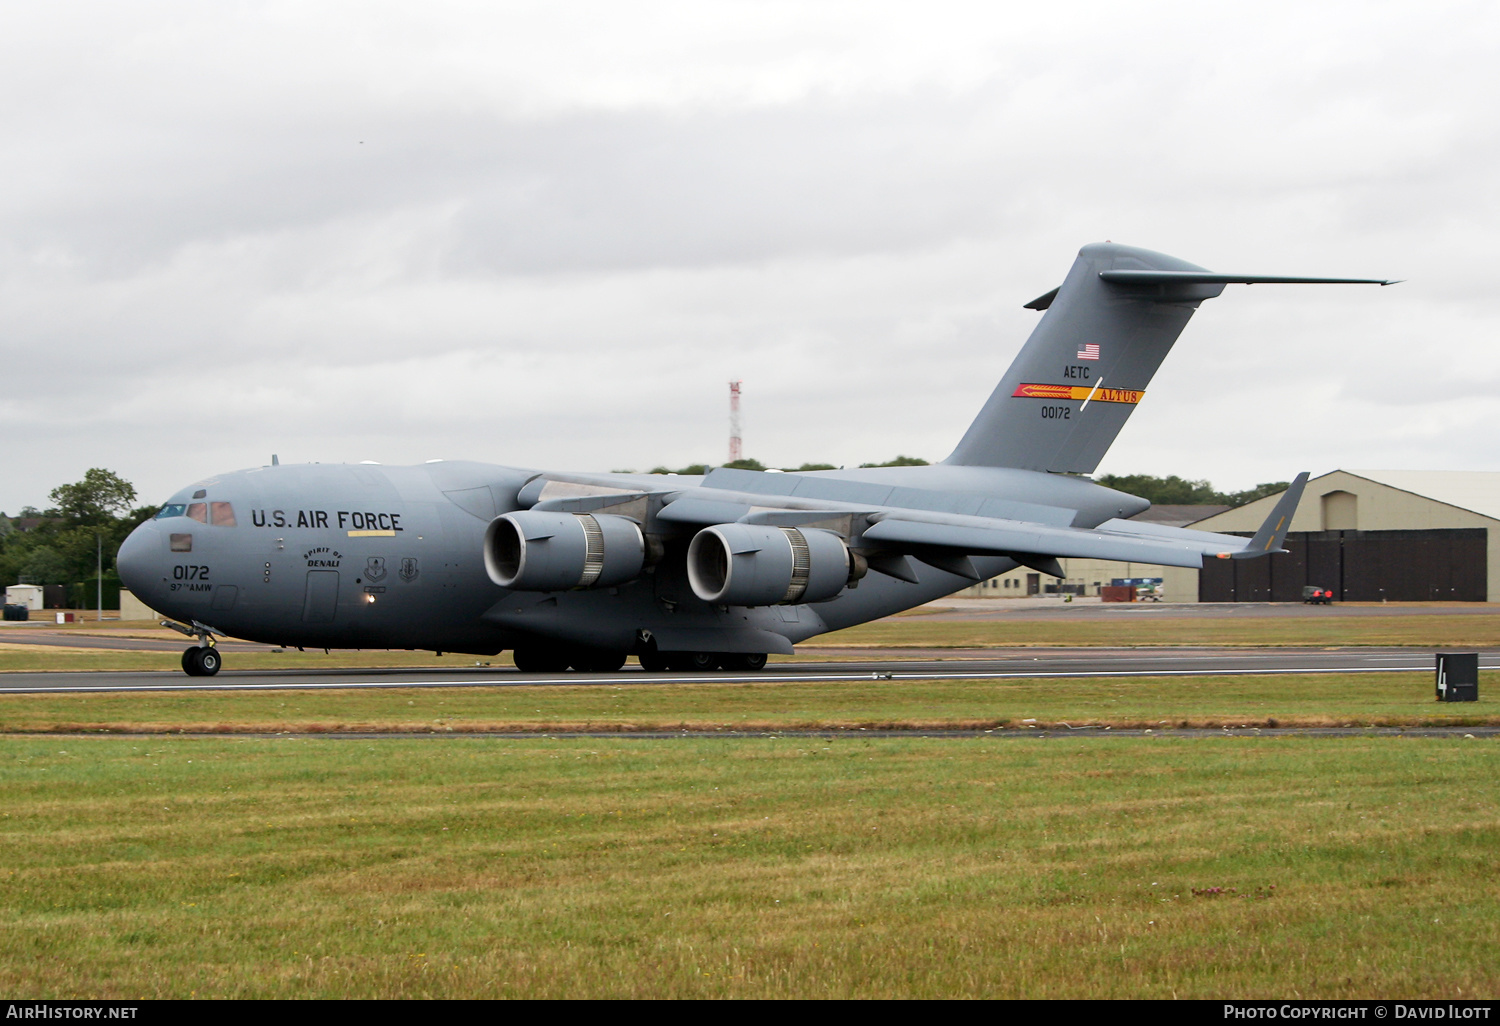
<box><xmin>3</xmin><ymin>1</ymin><xmax>1497</xmax><ymax>512</ymax></box>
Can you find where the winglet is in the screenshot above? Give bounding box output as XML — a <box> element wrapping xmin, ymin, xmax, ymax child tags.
<box><xmin>1230</xmin><ymin>472</ymin><xmax>1310</xmax><ymax>559</ymax></box>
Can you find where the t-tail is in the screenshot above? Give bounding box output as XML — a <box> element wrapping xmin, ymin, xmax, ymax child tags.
<box><xmin>944</xmin><ymin>242</ymin><xmax>1395</xmax><ymax>473</ymax></box>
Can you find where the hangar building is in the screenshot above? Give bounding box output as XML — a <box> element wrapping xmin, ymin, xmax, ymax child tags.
<box><xmin>1191</xmin><ymin>470</ymin><xmax>1500</xmax><ymax>603</ymax></box>
<box><xmin>961</xmin><ymin>470</ymin><xmax>1500</xmax><ymax>603</ymax></box>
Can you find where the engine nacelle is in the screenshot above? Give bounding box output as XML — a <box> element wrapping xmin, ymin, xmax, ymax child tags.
<box><xmin>687</xmin><ymin>524</ymin><xmax>853</xmax><ymax>606</ymax></box>
<box><xmin>485</xmin><ymin>511</ymin><xmax>645</xmax><ymax>591</ymax></box>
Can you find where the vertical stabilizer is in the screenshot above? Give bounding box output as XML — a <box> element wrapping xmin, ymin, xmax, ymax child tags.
<box><xmin>945</xmin><ymin>243</ymin><xmax>1222</xmax><ymax>473</ymax></box>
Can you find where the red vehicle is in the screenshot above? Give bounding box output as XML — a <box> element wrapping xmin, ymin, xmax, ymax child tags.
<box><xmin>1302</xmin><ymin>586</ymin><xmax>1334</xmax><ymax>605</ymax></box>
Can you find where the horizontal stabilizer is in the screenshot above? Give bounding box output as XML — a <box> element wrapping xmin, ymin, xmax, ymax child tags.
<box><xmin>1100</xmin><ymin>271</ymin><xmax>1399</xmax><ymax>287</ymax></box>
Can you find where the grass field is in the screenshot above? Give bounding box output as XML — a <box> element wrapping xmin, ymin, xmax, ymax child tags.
<box><xmin>0</xmin><ymin>672</ymin><xmax>1495</xmax><ymax>733</ymax></box>
<box><xmin>3</xmin><ymin>608</ymin><xmax>1497</xmax><ymax>998</ymax></box>
<box><xmin>2</xmin><ymin>734</ymin><xmax>1496</xmax><ymax>998</ymax></box>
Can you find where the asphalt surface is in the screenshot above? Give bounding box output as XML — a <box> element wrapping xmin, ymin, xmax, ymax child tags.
<box><xmin>2</xmin><ymin>646</ymin><xmax>1496</xmax><ymax>694</ymax></box>
<box><xmin>3</xmin><ymin>600</ymin><xmax>1496</xmax><ymax>695</ymax></box>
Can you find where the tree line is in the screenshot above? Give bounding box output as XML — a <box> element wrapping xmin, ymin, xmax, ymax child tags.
<box><xmin>1093</xmin><ymin>474</ymin><xmax>1290</xmax><ymax>507</ymax></box>
<box><xmin>638</xmin><ymin>461</ymin><xmax>1285</xmax><ymax>510</ymax></box>
<box><xmin>641</xmin><ymin>456</ymin><xmax>931</xmax><ymax>475</ymax></box>
<box><xmin>0</xmin><ymin>469</ymin><xmax>157</xmax><ymax>590</ymax></box>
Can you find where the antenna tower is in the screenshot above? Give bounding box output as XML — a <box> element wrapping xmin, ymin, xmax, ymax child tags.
<box><xmin>728</xmin><ymin>380</ymin><xmax>742</xmax><ymax>463</ymax></box>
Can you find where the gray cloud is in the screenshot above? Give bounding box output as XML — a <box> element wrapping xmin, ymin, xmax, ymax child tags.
<box><xmin>2</xmin><ymin>1</ymin><xmax>1499</xmax><ymax>510</ymax></box>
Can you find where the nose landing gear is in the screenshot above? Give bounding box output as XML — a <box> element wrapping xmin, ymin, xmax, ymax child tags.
<box><xmin>181</xmin><ymin>645</ymin><xmax>222</xmax><ymax>676</ymax></box>
<box><xmin>163</xmin><ymin>619</ymin><xmax>226</xmax><ymax>677</ymax></box>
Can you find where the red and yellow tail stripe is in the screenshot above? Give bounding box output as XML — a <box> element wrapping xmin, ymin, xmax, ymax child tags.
<box><xmin>1011</xmin><ymin>383</ymin><xmax>1144</xmax><ymax>404</ymax></box>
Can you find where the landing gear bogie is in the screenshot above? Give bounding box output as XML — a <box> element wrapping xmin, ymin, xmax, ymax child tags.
<box><xmin>512</xmin><ymin>644</ymin><xmax>629</xmax><ymax>673</ymax></box>
<box><xmin>636</xmin><ymin>650</ymin><xmax>767</xmax><ymax>673</ymax></box>
<box><xmin>511</xmin><ymin>644</ymin><xmax>570</xmax><ymax>673</ymax></box>
<box><xmin>569</xmin><ymin>648</ymin><xmax>628</xmax><ymax>672</ymax></box>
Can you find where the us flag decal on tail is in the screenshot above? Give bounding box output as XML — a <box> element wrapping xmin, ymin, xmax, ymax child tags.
<box><xmin>1076</xmin><ymin>343</ymin><xmax>1100</xmax><ymax>360</ymax></box>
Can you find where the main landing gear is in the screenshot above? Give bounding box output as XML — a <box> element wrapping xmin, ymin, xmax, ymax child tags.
<box><xmin>511</xmin><ymin>644</ymin><xmax>629</xmax><ymax>673</ymax></box>
<box><xmin>509</xmin><ymin>644</ymin><xmax>768</xmax><ymax>674</ymax></box>
<box><xmin>163</xmin><ymin>619</ymin><xmax>224</xmax><ymax>677</ymax></box>
<box><xmin>635</xmin><ymin>650</ymin><xmax>768</xmax><ymax>673</ymax></box>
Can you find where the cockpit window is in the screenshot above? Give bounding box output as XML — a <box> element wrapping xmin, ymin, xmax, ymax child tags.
<box><xmin>186</xmin><ymin>503</ymin><xmax>208</xmax><ymax>523</ymax></box>
<box><xmin>210</xmin><ymin>502</ymin><xmax>237</xmax><ymax>527</ymax></box>
<box><xmin>154</xmin><ymin>504</ymin><xmax>187</xmax><ymax>519</ymax></box>
<box><xmin>170</xmin><ymin>534</ymin><xmax>193</xmax><ymax>553</ymax></box>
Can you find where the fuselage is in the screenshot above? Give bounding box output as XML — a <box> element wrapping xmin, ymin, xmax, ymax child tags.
<box><xmin>117</xmin><ymin>458</ymin><xmax>1146</xmax><ymax>655</ymax></box>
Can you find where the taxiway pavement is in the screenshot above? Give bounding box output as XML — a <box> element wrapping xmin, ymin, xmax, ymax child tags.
<box><xmin>2</xmin><ymin>646</ymin><xmax>1494</xmax><ymax>694</ymax></box>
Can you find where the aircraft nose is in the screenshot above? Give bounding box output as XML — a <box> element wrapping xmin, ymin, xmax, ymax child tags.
<box><xmin>116</xmin><ymin>521</ymin><xmax>158</xmax><ymax>597</ymax></box>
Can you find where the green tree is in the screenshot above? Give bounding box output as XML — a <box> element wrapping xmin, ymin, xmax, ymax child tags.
<box><xmin>1095</xmin><ymin>473</ymin><xmax>1290</xmax><ymax>508</ymax></box>
<box><xmin>1096</xmin><ymin>474</ymin><xmax>1220</xmax><ymax>505</ymax></box>
<box><xmin>1221</xmin><ymin>482</ymin><xmax>1291</xmax><ymax>507</ymax></box>
<box><xmin>17</xmin><ymin>545</ymin><xmax>71</xmax><ymax>585</ymax></box>
<box><xmin>859</xmin><ymin>455</ymin><xmax>929</xmax><ymax>468</ymax></box>
<box><xmin>49</xmin><ymin>469</ymin><xmax>137</xmax><ymax>527</ymax></box>
<box><xmin>0</xmin><ymin>470</ymin><xmax>151</xmax><ymax>600</ymax></box>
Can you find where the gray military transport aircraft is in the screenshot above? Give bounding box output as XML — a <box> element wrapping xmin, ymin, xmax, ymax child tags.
<box><xmin>116</xmin><ymin>242</ymin><xmax>1394</xmax><ymax>676</ymax></box>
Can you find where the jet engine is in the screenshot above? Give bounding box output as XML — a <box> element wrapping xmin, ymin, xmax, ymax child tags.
<box><xmin>686</xmin><ymin>524</ymin><xmax>854</xmax><ymax>606</ymax></box>
<box><xmin>485</xmin><ymin>511</ymin><xmax>645</xmax><ymax>591</ymax></box>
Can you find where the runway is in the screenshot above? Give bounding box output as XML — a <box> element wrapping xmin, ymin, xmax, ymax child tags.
<box><xmin>2</xmin><ymin>646</ymin><xmax>1494</xmax><ymax>694</ymax></box>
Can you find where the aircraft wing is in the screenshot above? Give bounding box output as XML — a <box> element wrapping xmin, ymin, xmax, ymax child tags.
<box><xmin>514</xmin><ymin>468</ymin><xmax>1309</xmax><ymax>579</ymax></box>
<box><xmin>861</xmin><ymin>516</ymin><xmax>1213</xmax><ymax>569</ymax></box>
<box><xmin>858</xmin><ymin>472</ymin><xmax>1309</xmax><ymax>573</ymax></box>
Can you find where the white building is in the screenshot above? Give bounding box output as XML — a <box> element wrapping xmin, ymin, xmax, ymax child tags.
<box><xmin>3</xmin><ymin>585</ymin><xmax>44</xmax><ymax>611</ymax></box>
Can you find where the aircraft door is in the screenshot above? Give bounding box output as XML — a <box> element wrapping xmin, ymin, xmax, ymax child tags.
<box><xmin>302</xmin><ymin>570</ymin><xmax>340</xmax><ymax>623</ymax></box>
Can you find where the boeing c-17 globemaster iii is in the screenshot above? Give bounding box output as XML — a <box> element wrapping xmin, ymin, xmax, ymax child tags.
<box><xmin>116</xmin><ymin>242</ymin><xmax>1395</xmax><ymax>676</ymax></box>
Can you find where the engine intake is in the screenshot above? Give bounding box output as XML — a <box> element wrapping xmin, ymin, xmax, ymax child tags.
<box><xmin>687</xmin><ymin>524</ymin><xmax>853</xmax><ymax>606</ymax></box>
<box><xmin>485</xmin><ymin>511</ymin><xmax>645</xmax><ymax>591</ymax></box>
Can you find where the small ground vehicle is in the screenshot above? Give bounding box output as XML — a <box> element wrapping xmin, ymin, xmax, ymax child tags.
<box><xmin>1302</xmin><ymin>586</ymin><xmax>1334</xmax><ymax>605</ymax></box>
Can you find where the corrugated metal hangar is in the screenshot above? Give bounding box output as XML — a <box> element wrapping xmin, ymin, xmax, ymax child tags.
<box><xmin>1192</xmin><ymin>470</ymin><xmax>1499</xmax><ymax>602</ymax></box>
<box><xmin>963</xmin><ymin>470</ymin><xmax>1500</xmax><ymax>602</ymax></box>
